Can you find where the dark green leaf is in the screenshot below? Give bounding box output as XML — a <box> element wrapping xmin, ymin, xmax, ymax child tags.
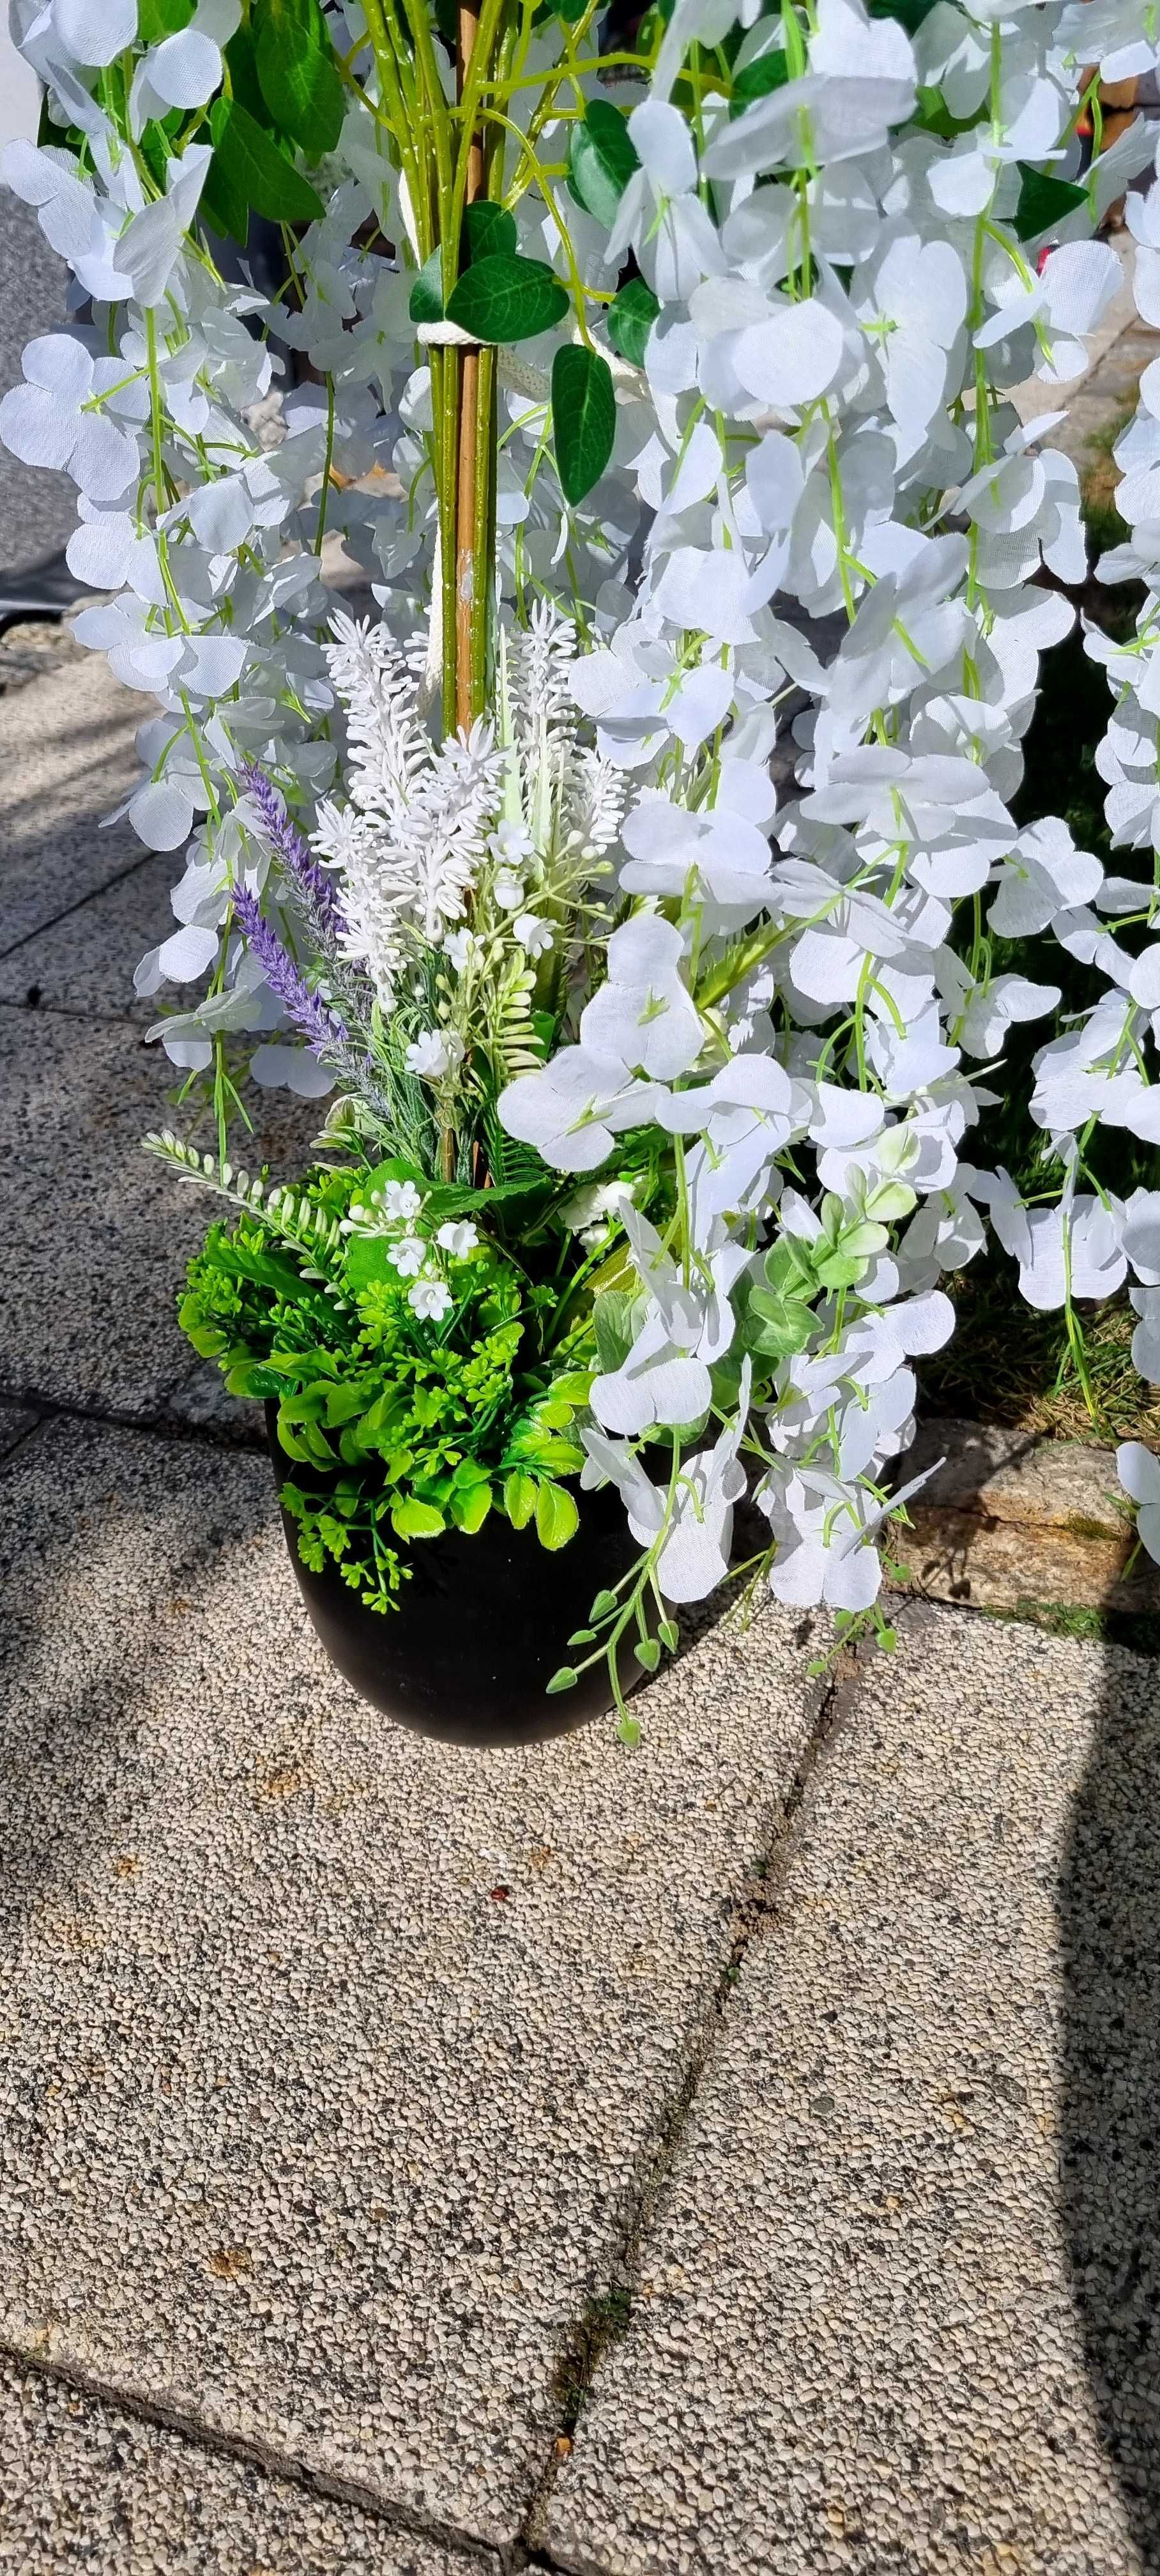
<box><xmin>553</xmin><ymin>342</ymin><xmax>616</xmax><ymax>506</ymax></box>
<box><xmin>1013</xmin><ymin>162</ymin><xmax>1088</xmax><ymax>241</ymax></box>
<box><xmin>138</xmin><ymin>0</ymin><xmax>194</xmax><ymax>37</ymax></box>
<box><xmin>569</xmin><ymin>100</ymin><xmax>639</xmax><ymax>227</ymax></box>
<box><xmin>210</xmin><ymin>97</ymin><xmax>325</xmax><ymax>225</ymax></box>
<box><xmin>446</xmin><ymin>252</ymin><xmax>569</xmax><ymax>344</ymax></box>
<box><xmin>464</xmin><ymin>199</ymin><xmax>518</xmax><ymax>261</ymax></box>
<box><xmin>867</xmin><ymin>0</ymin><xmax>939</xmax><ymax>27</ymax></box>
<box><xmin>729</xmin><ymin>48</ymin><xmax>789</xmax><ymax>114</ymax></box>
<box><xmin>199</xmin><ymin>133</ymin><xmax>250</xmax><ymax>244</ymax></box>
<box><xmin>255</xmin><ymin>0</ymin><xmax>344</xmax><ymax>158</ymax></box>
<box><xmin>913</xmin><ymin>83</ymin><xmax>981</xmax><ymax>139</ymax></box>
<box><xmin>224</xmin><ymin>22</ymin><xmax>275</xmax><ymax>126</ymax></box>
<box><xmin>408</xmin><ymin>247</ymin><xmax>445</xmax><ymax>325</ymax></box>
<box><xmin>606</xmin><ymin>275</ymin><xmax>659</xmax><ymax>369</ymax></box>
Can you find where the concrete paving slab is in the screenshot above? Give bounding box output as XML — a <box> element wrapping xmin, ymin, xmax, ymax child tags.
<box><xmin>0</xmin><ymin>1006</ymin><xmax>314</xmax><ymax>1418</ymax></box>
<box><xmin>0</xmin><ymin>852</ymin><xmax>174</xmax><ymax>1020</ymax></box>
<box><xmin>0</xmin><ymin>636</ymin><xmax>143</xmax><ymax>953</ymax></box>
<box><xmin>0</xmin><ymin>1413</ymin><xmax>821</xmax><ymax>2552</ymax></box>
<box><xmin>547</xmin><ymin>1604</ymin><xmax>1156</xmax><ymax>2576</ymax></box>
<box><xmin>0</xmin><ymin>2356</ymin><xmax>482</xmax><ymax>2575</ymax></box>
<box><xmin>0</xmin><ymin>192</ymin><xmax>78</xmax><ymax>586</ymax></box>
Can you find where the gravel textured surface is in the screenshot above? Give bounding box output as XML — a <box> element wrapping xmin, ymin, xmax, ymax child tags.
<box><xmin>0</xmin><ymin>2356</ymin><xmax>485</xmax><ymax>2575</ymax></box>
<box><xmin>0</xmin><ymin>1399</ymin><xmax>39</xmax><ymax>1462</ymax></box>
<box><xmin>0</xmin><ymin>637</ymin><xmax>142</xmax><ymax>953</ymax></box>
<box><xmin>0</xmin><ymin>1009</ymin><xmax>315</xmax><ymax>1418</ymax></box>
<box><xmin>0</xmin><ymin>1413</ymin><xmax>820</xmax><ymax>2550</ymax></box>
<box><xmin>547</xmin><ymin>1604</ymin><xmax>1154</xmax><ymax>2576</ymax></box>
<box><xmin>0</xmin><ymin>850</ymin><xmax>172</xmax><ymax>1020</ymax></box>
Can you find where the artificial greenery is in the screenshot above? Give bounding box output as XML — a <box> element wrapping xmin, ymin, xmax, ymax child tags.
<box><xmin>176</xmin><ymin>1153</ymin><xmax>599</xmax><ymax>1613</ymax></box>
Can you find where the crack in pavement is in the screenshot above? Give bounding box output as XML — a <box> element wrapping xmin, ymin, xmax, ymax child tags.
<box><xmin>515</xmin><ymin>1631</ymin><xmax>869</xmax><ymax>2562</ymax></box>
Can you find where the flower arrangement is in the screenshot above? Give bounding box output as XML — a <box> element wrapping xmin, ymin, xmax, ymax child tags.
<box><xmin>6</xmin><ymin>0</ymin><xmax>1160</xmax><ymax>1728</ymax></box>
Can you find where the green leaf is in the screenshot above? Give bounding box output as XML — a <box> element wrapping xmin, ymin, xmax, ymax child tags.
<box><xmin>746</xmin><ymin>1282</ymin><xmax>815</xmax><ymax>1358</ymax></box>
<box><xmin>199</xmin><ymin>137</ymin><xmax>250</xmax><ymax>244</ymax></box>
<box><xmin>344</xmin><ymin>1235</ymin><xmax>397</xmax><ymax>1291</ymax></box>
<box><xmin>504</xmin><ymin>1469</ymin><xmax>538</xmax><ymax>1529</ymax></box>
<box><xmin>391</xmin><ymin>1496</ymin><xmax>446</xmax><ymax>1540</ymax></box>
<box><xmin>445</xmin><ymin>252</ymin><xmax>569</xmax><ymax>344</ymax></box>
<box><xmin>535</xmin><ymin>1480</ymin><xmax>579</xmax><ymax>1551</ymax></box>
<box><xmin>729</xmin><ymin>47</ymin><xmax>789</xmax><ymax>114</ymax></box>
<box><xmin>594</xmin><ymin>1288</ymin><xmax>634</xmax><ymax>1376</ymax></box>
<box><xmin>590</xmin><ymin>1588</ymin><xmax>618</xmax><ymax>1620</ymax></box>
<box><xmin>634</xmin><ymin>1636</ymin><xmax>660</xmax><ymax>1672</ymax></box>
<box><xmin>450</xmin><ymin>1482</ymin><xmax>493</xmax><ymax>1534</ymax></box>
<box><xmin>617</xmin><ymin>1712</ymin><xmax>641</xmax><ymax>1748</ymax></box>
<box><xmin>568</xmin><ymin>1627</ymin><xmax>597</xmax><ymax>1645</ymax></box>
<box><xmin>139</xmin><ymin>0</ymin><xmax>194</xmax><ymax>36</ymax></box>
<box><xmin>209</xmin><ymin>97</ymin><xmax>324</xmax><ymax>226</ymax></box>
<box><xmin>569</xmin><ymin>100</ymin><xmax>639</xmax><ymax>227</ymax></box>
<box><xmin>814</xmin><ymin>1252</ymin><xmax>864</xmax><ymax>1292</ymax></box>
<box><xmin>254</xmin><ymin>0</ymin><xmax>344</xmax><ymax>157</ymax></box>
<box><xmin>913</xmin><ymin>83</ymin><xmax>981</xmax><ymax>139</ymax></box>
<box><xmin>606</xmin><ymin>275</ymin><xmax>660</xmax><ymax>370</ymax></box>
<box><xmin>464</xmin><ymin>199</ymin><xmax>518</xmax><ymax>262</ymax></box>
<box><xmin>658</xmin><ymin>1618</ymin><xmax>679</xmax><ymax>1652</ymax></box>
<box><xmin>1013</xmin><ymin>162</ymin><xmax>1088</xmax><ymax>241</ymax></box>
<box><xmin>224</xmin><ymin>22</ymin><xmax>274</xmax><ymax>125</ymax></box>
<box><xmin>547</xmin><ymin>1664</ymin><xmax>579</xmax><ymax>1694</ymax></box>
<box><xmin>552</xmin><ymin>343</ymin><xmax>616</xmax><ymax>507</ymax></box>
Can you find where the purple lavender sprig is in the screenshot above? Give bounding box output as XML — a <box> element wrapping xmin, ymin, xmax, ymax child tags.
<box><xmin>239</xmin><ymin>762</ymin><xmax>346</xmax><ymax>942</ymax></box>
<box><xmin>231</xmin><ymin>885</ymin><xmax>347</xmax><ymax>1060</ymax></box>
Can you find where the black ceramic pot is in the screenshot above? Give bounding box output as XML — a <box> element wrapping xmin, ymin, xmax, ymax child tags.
<box><xmin>266</xmin><ymin>1404</ymin><xmax>643</xmax><ymax>1747</ymax></box>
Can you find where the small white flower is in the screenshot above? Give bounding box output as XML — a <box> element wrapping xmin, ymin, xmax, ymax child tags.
<box><xmin>491</xmin><ymin>818</ymin><xmax>534</xmax><ymax>865</ymax></box>
<box><xmin>389</xmin><ymin>1234</ymin><xmax>427</xmax><ymax>1277</ymax></box>
<box><xmin>436</xmin><ymin>1220</ymin><xmax>479</xmax><ymax>1259</ymax></box>
<box><xmin>514</xmin><ymin>912</ymin><xmax>553</xmax><ymax>958</ymax></box>
<box><xmin>409</xmin><ymin>1278</ymin><xmax>454</xmax><ymax>1320</ymax></box>
<box><xmin>445</xmin><ymin>927</ymin><xmax>477</xmax><ymax>971</ymax></box>
<box><xmin>494</xmin><ymin>871</ymin><xmax>524</xmax><ymax>912</ymax></box>
<box><xmin>405</xmin><ymin>1029</ymin><xmax>463</xmax><ymax>1079</ymax></box>
<box><xmin>383</xmin><ymin>1179</ymin><xmax>422</xmax><ymax>1222</ymax></box>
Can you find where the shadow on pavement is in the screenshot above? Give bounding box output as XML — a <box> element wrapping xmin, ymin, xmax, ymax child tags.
<box><xmin>1059</xmin><ymin>1644</ymin><xmax>1160</xmax><ymax>2563</ymax></box>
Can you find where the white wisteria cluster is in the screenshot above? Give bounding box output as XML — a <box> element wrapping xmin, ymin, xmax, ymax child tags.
<box><xmin>6</xmin><ymin>0</ymin><xmax>1160</xmax><ymax>1630</ymax></box>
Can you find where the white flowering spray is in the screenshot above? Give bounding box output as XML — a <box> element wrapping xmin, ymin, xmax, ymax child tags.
<box><xmin>7</xmin><ymin>0</ymin><xmax>1160</xmax><ymax>1703</ymax></box>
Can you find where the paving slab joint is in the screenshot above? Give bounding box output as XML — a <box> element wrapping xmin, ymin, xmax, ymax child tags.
<box><xmin>515</xmin><ymin>1636</ymin><xmax>870</xmax><ymax>2557</ymax></box>
<box><xmin>0</xmin><ymin>2340</ymin><xmax>499</xmax><ymax>2573</ymax></box>
<box><xmin>0</xmin><ymin>1381</ymin><xmax>267</xmax><ymax>1455</ymax></box>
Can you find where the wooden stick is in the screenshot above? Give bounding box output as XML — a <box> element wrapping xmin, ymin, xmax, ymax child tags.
<box><xmin>454</xmin><ymin>0</ymin><xmax>485</xmax><ymax>736</ymax></box>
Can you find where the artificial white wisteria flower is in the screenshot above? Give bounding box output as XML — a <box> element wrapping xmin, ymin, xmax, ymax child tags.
<box><xmin>10</xmin><ymin>0</ymin><xmax>1160</xmax><ymax>1662</ymax></box>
